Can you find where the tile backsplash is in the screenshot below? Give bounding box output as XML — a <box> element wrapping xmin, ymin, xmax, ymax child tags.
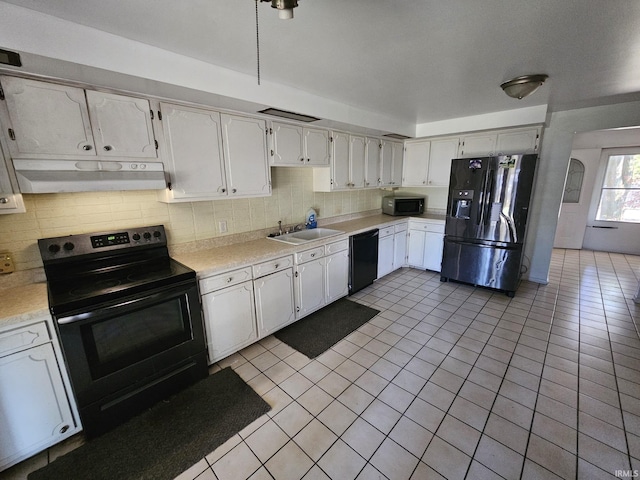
<box><xmin>0</xmin><ymin>168</ymin><xmax>385</xmax><ymax>271</ymax></box>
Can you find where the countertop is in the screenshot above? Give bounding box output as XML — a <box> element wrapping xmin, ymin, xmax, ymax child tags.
<box><xmin>0</xmin><ymin>214</ymin><xmax>445</xmax><ymax>328</ymax></box>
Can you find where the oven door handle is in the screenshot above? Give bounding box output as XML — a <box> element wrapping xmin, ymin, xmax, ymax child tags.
<box><xmin>57</xmin><ymin>285</ymin><xmax>193</xmax><ymax>325</ymax></box>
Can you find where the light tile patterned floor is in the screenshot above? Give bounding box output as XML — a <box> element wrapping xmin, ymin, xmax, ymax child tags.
<box><xmin>3</xmin><ymin>249</ymin><xmax>639</xmax><ymax>480</ymax></box>
<box><xmin>174</xmin><ymin>249</ymin><xmax>640</xmax><ymax>480</ymax></box>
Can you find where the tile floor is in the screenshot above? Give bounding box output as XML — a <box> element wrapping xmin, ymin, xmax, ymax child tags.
<box><xmin>3</xmin><ymin>249</ymin><xmax>640</xmax><ymax>480</ymax></box>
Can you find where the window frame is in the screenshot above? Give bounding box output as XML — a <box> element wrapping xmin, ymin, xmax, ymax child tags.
<box><xmin>591</xmin><ymin>147</ymin><xmax>640</xmax><ymax>224</ymax></box>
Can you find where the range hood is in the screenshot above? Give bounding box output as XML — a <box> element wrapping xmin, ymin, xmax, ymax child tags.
<box><xmin>13</xmin><ymin>159</ymin><xmax>166</xmax><ymax>193</ymax></box>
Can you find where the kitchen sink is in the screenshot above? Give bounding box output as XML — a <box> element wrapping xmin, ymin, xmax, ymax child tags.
<box><xmin>267</xmin><ymin>228</ymin><xmax>345</xmax><ymax>245</ymax></box>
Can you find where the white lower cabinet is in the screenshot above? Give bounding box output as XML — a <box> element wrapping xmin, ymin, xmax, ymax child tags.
<box><xmin>407</xmin><ymin>220</ymin><xmax>445</xmax><ymax>272</ymax></box>
<box><xmin>200</xmin><ymin>268</ymin><xmax>258</xmax><ymax>363</ymax></box>
<box><xmin>294</xmin><ymin>239</ymin><xmax>349</xmax><ymax>319</ymax></box>
<box><xmin>0</xmin><ymin>319</ymin><xmax>79</xmax><ymax>472</ymax></box>
<box><xmin>254</xmin><ymin>268</ymin><xmax>296</xmax><ymax>337</ymax></box>
<box><xmin>295</xmin><ymin>256</ymin><xmax>326</xmax><ymax>319</ymax></box>
<box><xmin>378</xmin><ymin>223</ymin><xmax>408</xmax><ymax>279</ymax></box>
<box><xmin>325</xmin><ymin>249</ymin><xmax>349</xmax><ymax>303</ymax></box>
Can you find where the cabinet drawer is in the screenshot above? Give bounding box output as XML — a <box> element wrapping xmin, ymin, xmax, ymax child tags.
<box><xmin>394</xmin><ymin>222</ymin><xmax>408</xmax><ymax>233</ymax></box>
<box><xmin>409</xmin><ymin>221</ymin><xmax>445</xmax><ymax>233</ymax></box>
<box><xmin>252</xmin><ymin>255</ymin><xmax>294</xmax><ymax>278</ymax></box>
<box><xmin>295</xmin><ymin>246</ymin><xmax>325</xmax><ymax>264</ymax></box>
<box><xmin>379</xmin><ymin>227</ymin><xmax>394</xmax><ymax>238</ymax></box>
<box><xmin>199</xmin><ymin>266</ymin><xmax>253</xmax><ymax>293</ymax></box>
<box><xmin>0</xmin><ymin>321</ymin><xmax>50</xmax><ymax>358</ymax></box>
<box><xmin>325</xmin><ymin>239</ymin><xmax>349</xmax><ymax>254</ymax></box>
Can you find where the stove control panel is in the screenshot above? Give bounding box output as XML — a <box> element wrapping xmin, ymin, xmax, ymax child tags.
<box><xmin>38</xmin><ymin>225</ymin><xmax>167</xmax><ymax>262</ymax></box>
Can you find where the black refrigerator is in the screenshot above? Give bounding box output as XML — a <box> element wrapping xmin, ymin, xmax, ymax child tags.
<box><xmin>440</xmin><ymin>154</ymin><xmax>537</xmax><ymax>297</ymax></box>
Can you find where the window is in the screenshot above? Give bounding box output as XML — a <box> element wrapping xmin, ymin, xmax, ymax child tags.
<box><xmin>595</xmin><ymin>152</ymin><xmax>640</xmax><ymax>222</ymax></box>
<box><xmin>562</xmin><ymin>158</ymin><xmax>585</xmax><ymax>203</ymax></box>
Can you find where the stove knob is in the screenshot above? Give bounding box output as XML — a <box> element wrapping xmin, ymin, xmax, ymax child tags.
<box><xmin>63</xmin><ymin>242</ymin><xmax>75</xmax><ymax>251</ymax></box>
<box><xmin>153</xmin><ymin>230</ymin><xmax>162</xmax><ymax>239</ymax></box>
<box><xmin>143</xmin><ymin>232</ymin><xmax>152</xmax><ymax>240</ymax></box>
<box><xmin>48</xmin><ymin>244</ymin><xmax>61</xmax><ymax>253</ymax></box>
<box><xmin>132</xmin><ymin>233</ymin><xmax>141</xmax><ymax>241</ymax></box>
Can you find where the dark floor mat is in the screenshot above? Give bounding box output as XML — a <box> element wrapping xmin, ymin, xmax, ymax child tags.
<box><xmin>275</xmin><ymin>298</ymin><xmax>380</xmax><ymax>358</ymax></box>
<box><xmin>28</xmin><ymin>367</ymin><xmax>271</xmax><ymax>480</ymax></box>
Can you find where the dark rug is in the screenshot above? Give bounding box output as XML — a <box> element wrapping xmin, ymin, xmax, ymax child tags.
<box><xmin>275</xmin><ymin>298</ymin><xmax>380</xmax><ymax>358</ymax></box>
<box><xmin>28</xmin><ymin>367</ymin><xmax>271</xmax><ymax>480</ymax></box>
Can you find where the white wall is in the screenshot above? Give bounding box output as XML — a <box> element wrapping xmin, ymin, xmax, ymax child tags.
<box><xmin>525</xmin><ymin>102</ymin><xmax>640</xmax><ymax>284</ymax></box>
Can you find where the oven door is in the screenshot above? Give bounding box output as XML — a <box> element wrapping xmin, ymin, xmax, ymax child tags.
<box><xmin>56</xmin><ymin>279</ymin><xmax>206</xmax><ymax>409</ymax></box>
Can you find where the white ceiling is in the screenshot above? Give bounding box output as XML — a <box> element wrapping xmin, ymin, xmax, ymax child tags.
<box><xmin>3</xmin><ymin>0</ymin><xmax>640</xmax><ymax>129</ymax></box>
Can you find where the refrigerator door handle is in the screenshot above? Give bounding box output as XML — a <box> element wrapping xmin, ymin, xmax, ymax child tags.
<box><xmin>448</xmin><ymin>239</ymin><xmax>519</xmax><ymax>250</ymax></box>
<box><xmin>477</xmin><ymin>169</ymin><xmax>491</xmax><ymax>227</ymax></box>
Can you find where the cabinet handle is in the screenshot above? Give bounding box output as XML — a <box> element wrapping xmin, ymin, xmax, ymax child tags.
<box><xmin>82</xmin><ymin>145</ymin><xmax>93</xmax><ymax>151</ymax></box>
<box><xmin>232</xmin><ymin>188</ymin><xmax>237</xmax><ymax>193</ymax></box>
<box><xmin>221</xmin><ymin>188</ymin><xmax>226</xmax><ymax>193</ymax></box>
<box><xmin>300</xmin><ymin>158</ymin><xmax>304</xmax><ymax>162</ymax></box>
<box><xmin>274</xmin><ymin>263</ymin><xmax>279</xmax><ymax>268</ymax></box>
<box><xmin>0</xmin><ymin>197</ymin><xmax>8</xmax><ymax>204</ymax></box>
<box><xmin>310</xmin><ymin>253</ymin><xmax>316</xmax><ymax>257</ymax></box>
<box><xmin>307</xmin><ymin>158</ymin><xmax>310</xmax><ymax>162</ymax></box>
<box><xmin>227</xmin><ymin>277</ymin><xmax>233</xmax><ymax>283</ymax></box>
<box><xmin>103</xmin><ymin>145</ymin><xmax>113</xmax><ymax>151</ymax></box>
<box><xmin>59</xmin><ymin>425</ymin><xmax>70</xmax><ymax>434</ymax></box>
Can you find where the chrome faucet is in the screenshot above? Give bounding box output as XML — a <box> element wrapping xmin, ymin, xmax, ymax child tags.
<box><xmin>278</xmin><ymin>220</ymin><xmax>283</xmax><ymax>236</ymax></box>
<box><xmin>294</xmin><ymin>223</ymin><xmax>304</xmax><ymax>231</ymax></box>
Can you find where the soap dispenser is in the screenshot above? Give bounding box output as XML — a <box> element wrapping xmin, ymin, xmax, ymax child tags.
<box><xmin>305</xmin><ymin>208</ymin><xmax>317</xmax><ymax>229</ymax></box>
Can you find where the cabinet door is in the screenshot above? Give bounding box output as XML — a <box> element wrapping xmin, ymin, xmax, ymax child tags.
<box><xmin>1</xmin><ymin>76</ymin><xmax>95</xmax><ymax>156</ymax></box>
<box><xmin>459</xmin><ymin>134</ymin><xmax>497</xmax><ymax>157</ymax></box>
<box><xmin>349</xmin><ymin>135</ymin><xmax>367</xmax><ymax>188</ymax></box>
<box><xmin>86</xmin><ymin>91</ymin><xmax>156</xmax><ymax>158</ymax></box>
<box><xmin>272</xmin><ymin>122</ymin><xmax>303</xmax><ymax>165</ymax></box>
<box><xmin>496</xmin><ymin>129</ymin><xmax>540</xmax><ymax>154</ymax></box>
<box><xmin>254</xmin><ymin>269</ymin><xmax>296</xmax><ymax>337</ymax></box>
<box><xmin>365</xmin><ymin>137</ymin><xmax>381</xmax><ymax>187</ymax></box>
<box><xmin>406</xmin><ymin>229</ymin><xmax>426</xmax><ymax>267</ymax></box>
<box><xmin>0</xmin><ymin>343</ymin><xmax>76</xmax><ymax>470</ymax></box>
<box><xmin>0</xmin><ymin>144</ymin><xmax>25</xmax><ymax>214</ymax></box>
<box><xmin>325</xmin><ymin>250</ymin><xmax>349</xmax><ymax>303</ymax></box>
<box><xmin>391</xmin><ymin>142</ymin><xmax>404</xmax><ymax>186</ymax></box>
<box><xmin>221</xmin><ymin>114</ymin><xmax>271</xmax><ymax>197</ymax></box>
<box><xmin>380</xmin><ymin>141</ymin><xmax>394</xmax><ymax>187</ymax></box>
<box><xmin>427</xmin><ymin>137</ymin><xmax>459</xmax><ymax>186</ymax></box>
<box><xmin>423</xmin><ymin>231</ymin><xmax>444</xmax><ymax>272</ymax></box>
<box><xmin>303</xmin><ymin>127</ymin><xmax>330</xmax><ymax>166</ymax></box>
<box><xmin>295</xmin><ymin>258</ymin><xmax>326</xmax><ymax>318</ymax></box>
<box><xmin>403</xmin><ymin>141</ymin><xmax>430</xmax><ymax>186</ymax></box>
<box><xmin>202</xmin><ymin>281</ymin><xmax>257</xmax><ymax>363</ymax></box>
<box><xmin>160</xmin><ymin>103</ymin><xmax>227</xmax><ymax>199</ymax></box>
<box><xmin>377</xmin><ymin>234</ymin><xmax>395</xmax><ymax>278</ymax></box>
<box><xmin>331</xmin><ymin>131</ymin><xmax>350</xmax><ymax>190</ymax></box>
<box><xmin>393</xmin><ymin>230</ymin><xmax>407</xmax><ymax>270</ymax></box>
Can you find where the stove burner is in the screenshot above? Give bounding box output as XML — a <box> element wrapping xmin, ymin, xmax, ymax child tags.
<box><xmin>70</xmin><ymin>278</ymin><xmax>122</xmax><ymax>297</ymax></box>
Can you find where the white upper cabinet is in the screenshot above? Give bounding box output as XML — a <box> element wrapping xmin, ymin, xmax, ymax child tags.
<box><xmin>402</xmin><ymin>140</ymin><xmax>430</xmax><ymax>186</ymax></box>
<box><xmin>0</xmin><ymin>139</ymin><xmax>25</xmax><ymax>214</ymax></box>
<box><xmin>427</xmin><ymin>137</ymin><xmax>459</xmax><ymax>186</ymax></box>
<box><xmin>85</xmin><ymin>90</ymin><xmax>156</xmax><ymax>157</ymax></box>
<box><xmin>458</xmin><ymin>134</ymin><xmax>496</xmax><ymax>158</ymax></box>
<box><xmin>221</xmin><ymin>113</ymin><xmax>271</xmax><ymax>197</ymax></box>
<box><xmin>0</xmin><ymin>76</ymin><xmax>157</xmax><ymax>160</ymax></box>
<box><xmin>159</xmin><ymin>106</ymin><xmax>271</xmax><ymax>202</ymax></box>
<box><xmin>380</xmin><ymin>140</ymin><xmax>403</xmax><ymax>187</ymax></box>
<box><xmin>458</xmin><ymin>127</ymin><xmax>541</xmax><ymax>157</ymax></box>
<box><xmin>270</xmin><ymin>122</ymin><xmax>330</xmax><ymax>166</ymax></box>
<box><xmin>349</xmin><ymin>135</ymin><xmax>366</xmax><ymax>188</ymax></box>
<box><xmin>496</xmin><ymin>128</ymin><xmax>540</xmax><ymax>154</ymax></box>
<box><xmin>365</xmin><ymin>137</ymin><xmax>381</xmax><ymax>188</ymax></box>
<box><xmin>159</xmin><ymin>103</ymin><xmax>226</xmax><ymax>200</ymax></box>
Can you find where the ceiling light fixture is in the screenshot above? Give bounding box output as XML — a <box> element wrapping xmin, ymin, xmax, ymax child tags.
<box><xmin>261</xmin><ymin>0</ymin><xmax>298</xmax><ymax>20</ymax></box>
<box><xmin>500</xmin><ymin>74</ymin><xmax>548</xmax><ymax>99</ymax></box>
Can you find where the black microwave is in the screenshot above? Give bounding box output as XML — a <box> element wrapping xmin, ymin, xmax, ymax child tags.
<box><xmin>382</xmin><ymin>196</ymin><xmax>425</xmax><ymax>216</ymax></box>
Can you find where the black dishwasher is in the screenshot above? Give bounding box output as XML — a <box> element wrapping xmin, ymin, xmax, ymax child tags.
<box><xmin>349</xmin><ymin>229</ymin><xmax>379</xmax><ymax>295</ymax></box>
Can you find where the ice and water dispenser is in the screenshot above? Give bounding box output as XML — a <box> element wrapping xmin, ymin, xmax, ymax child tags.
<box><xmin>451</xmin><ymin>190</ymin><xmax>474</xmax><ymax>219</ymax></box>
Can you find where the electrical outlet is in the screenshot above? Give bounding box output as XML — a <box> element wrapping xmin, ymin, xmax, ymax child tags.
<box><xmin>218</xmin><ymin>220</ymin><xmax>228</xmax><ymax>233</ymax></box>
<box><xmin>0</xmin><ymin>252</ymin><xmax>14</xmax><ymax>274</ymax></box>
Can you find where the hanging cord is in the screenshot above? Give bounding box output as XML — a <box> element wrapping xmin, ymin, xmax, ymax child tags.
<box><xmin>255</xmin><ymin>0</ymin><xmax>261</xmax><ymax>85</ymax></box>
